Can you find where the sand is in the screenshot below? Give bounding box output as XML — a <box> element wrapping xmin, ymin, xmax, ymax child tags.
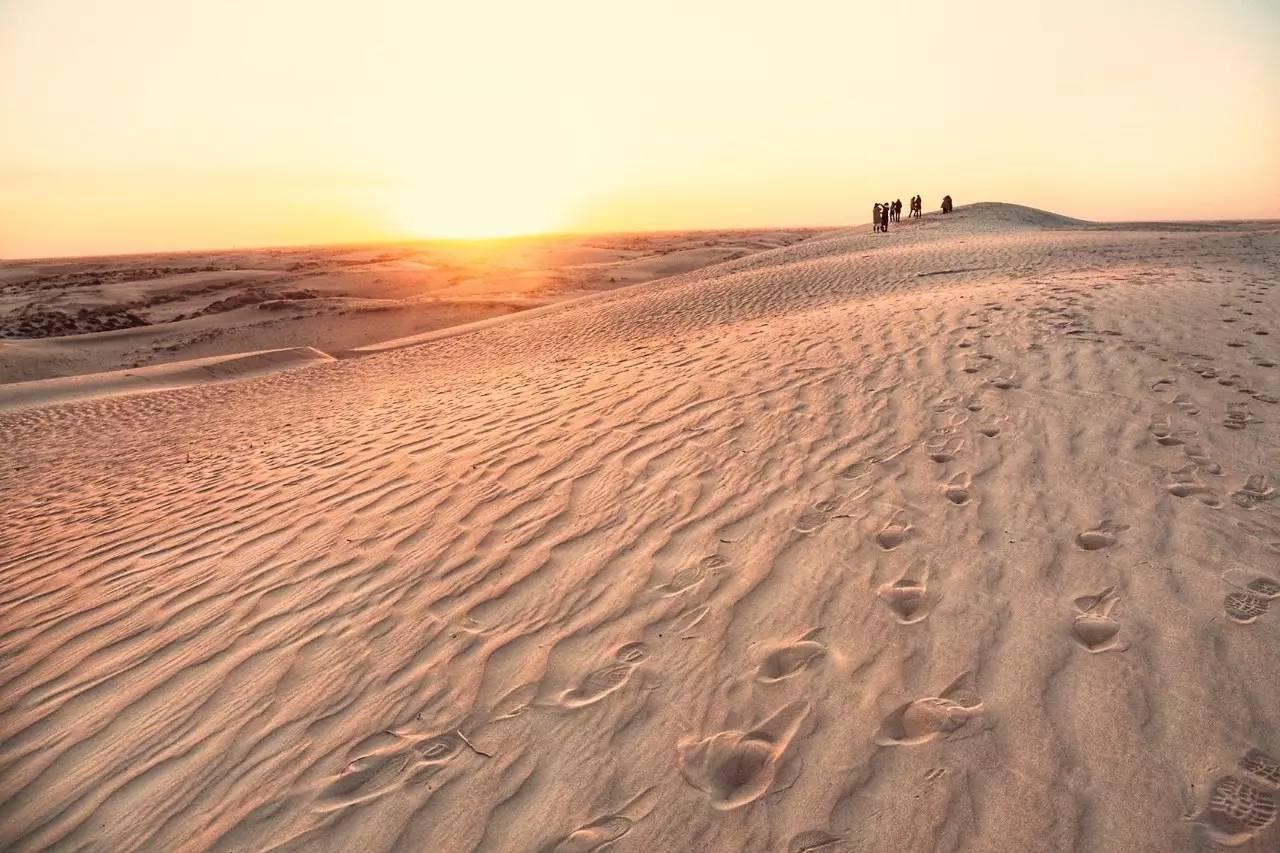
<box><xmin>0</xmin><ymin>228</ymin><xmax>819</xmax><ymax>385</ymax></box>
<box><xmin>1</xmin><ymin>203</ymin><xmax>1278</xmax><ymax>851</ymax></box>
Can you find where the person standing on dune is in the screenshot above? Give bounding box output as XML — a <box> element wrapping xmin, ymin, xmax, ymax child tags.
<box><xmin>881</xmin><ymin>202</ymin><xmax>890</xmax><ymax>232</ymax></box>
<box><xmin>893</xmin><ymin>199</ymin><xmax>902</xmax><ymax>222</ymax></box>
<box><xmin>873</xmin><ymin>202</ymin><xmax>882</xmax><ymax>232</ymax></box>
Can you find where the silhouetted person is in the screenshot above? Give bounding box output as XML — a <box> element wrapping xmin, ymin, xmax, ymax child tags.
<box><xmin>893</xmin><ymin>199</ymin><xmax>902</xmax><ymax>222</ymax></box>
<box><xmin>880</xmin><ymin>202</ymin><xmax>890</xmax><ymax>232</ymax></box>
<box><xmin>942</xmin><ymin>194</ymin><xmax>953</xmax><ymax>214</ymax></box>
<box><xmin>912</xmin><ymin>195</ymin><xmax>921</xmax><ymax>218</ymax></box>
<box><xmin>873</xmin><ymin>202</ymin><xmax>882</xmax><ymax>232</ymax></box>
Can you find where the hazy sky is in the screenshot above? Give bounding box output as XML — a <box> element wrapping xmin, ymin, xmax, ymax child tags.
<box><xmin>2</xmin><ymin>0</ymin><xmax>1278</xmax><ymax>258</ymax></box>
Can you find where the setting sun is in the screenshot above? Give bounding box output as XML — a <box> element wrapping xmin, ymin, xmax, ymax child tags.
<box><xmin>388</xmin><ymin>184</ymin><xmax>568</xmax><ymax>240</ymax></box>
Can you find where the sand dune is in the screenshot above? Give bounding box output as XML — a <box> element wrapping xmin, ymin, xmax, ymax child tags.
<box><xmin>2</xmin><ymin>204</ymin><xmax>1279</xmax><ymax>851</ymax></box>
<box><xmin>0</xmin><ymin>228</ymin><xmax>819</xmax><ymax>384</ymax></box>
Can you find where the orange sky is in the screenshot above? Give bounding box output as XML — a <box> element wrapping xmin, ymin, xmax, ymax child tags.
<box><xmin>2</xmin><ymin>0</ymin><xmax>1278</xmax><ymax>259</ymax></box>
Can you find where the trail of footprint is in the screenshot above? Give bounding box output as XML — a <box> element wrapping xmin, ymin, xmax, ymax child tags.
<box><xmin>676</xmin><ymin>701</ymin><xmax>809</xmax><ymax>810</ymax></box>
<box><xmin>1076</xmin><ymin>519</ymin><xmax>1128</xmax><ymax>551</ymax></box>
<box><xmin>1071</xmin><ymin>587</ymin><xmax>1126</xmax><ymax>653</ymax></box>
<box><xmin>877</xmin><ymin>672</ymin><xmax>983</xmax><ymax>747</ymax></box>
<box><xmin>756</xmin><ymin>629</ymin><xmax>828</xmax><ymax>683</ymax></box>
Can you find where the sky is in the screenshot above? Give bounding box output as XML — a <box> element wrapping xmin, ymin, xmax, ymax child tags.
<box><xmin>1</xmin><ymin>0</ymin><xmax>1278</xmax><ymax>258</ymax></box>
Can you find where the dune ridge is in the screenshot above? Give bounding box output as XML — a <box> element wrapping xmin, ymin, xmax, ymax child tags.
<box><xmin>1</xmin><ymin>204</ymin><xmax>1279</xmax><ymax>851</ymax></box>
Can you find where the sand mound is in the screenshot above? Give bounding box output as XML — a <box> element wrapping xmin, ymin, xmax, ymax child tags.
<box><xmin>0</xmin><ymin>346</ymin><xmax>333</xmax><ymax>411</ymax></box>
<box><xmin>942</xmin><ymin>201</ymin><xmax>1088</xmax><ymax>230</ymax></box>
<box><xmin>2</xmin><ymin>207</ymin><xmax>1279</xmax><ymax>852</ymax></box>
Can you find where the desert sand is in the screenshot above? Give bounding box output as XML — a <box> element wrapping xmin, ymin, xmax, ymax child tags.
<box><xmin>1</xmin><ymin>203</ymin><xmax>1279</xmax><ymax>852</ymax></box>
<box><xmin>0</xmin><ymin>229</ymin><xmax>818</xmax><ymax>386</ymax></box>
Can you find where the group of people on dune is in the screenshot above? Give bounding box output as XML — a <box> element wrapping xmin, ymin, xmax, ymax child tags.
<box><xmin>872</xmin><ymin>194</ymin><xmax>952</xmax><ymax>232</ymax></box>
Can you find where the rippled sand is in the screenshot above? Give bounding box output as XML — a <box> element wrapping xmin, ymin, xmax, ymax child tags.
<box><xmin>2</xmin><ymin>204</ymin><xmax>1279</xmax><ymax>851</ymax></box>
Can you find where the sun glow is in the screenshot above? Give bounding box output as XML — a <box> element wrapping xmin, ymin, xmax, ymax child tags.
<box><xmin>389</xmin><ymin>187</ymin><xmax>567</xmax><ymax>241</ymax></box>
<box><xmin>1</xmin><ymin>0</ymin><xmax>1277</xmax><ymax>258</ymax></box>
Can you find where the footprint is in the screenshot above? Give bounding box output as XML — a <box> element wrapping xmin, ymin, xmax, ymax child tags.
<box><xmin>1241</xmin><ymin>749</ymin><xmax>1280</xmax><ymax>789</ymax></box>
<box><xmin>676</xmin><ymin>701</ymin><xmax>809</xmax><ymax>810</ymax></box>
<box><xmin>416</xmin><ymin>732</ymin><xmax>465</xmax><ymax>764</ymax></box>
<box><xmin>1071</xmin><ymin>587</ymin><xmax>1125</xmax><ymax>653</ymax></box>
<box><xmin>1076</xmin><ymin>519</ymin><xmax>1128</xmax><ymax>551</ymax></box>
<box><xmin>1225</xmin><ymin>402</ymin><xmax>1258</xmax><ymax>430</ymax></box>
<box><xmin>1149</xmin><ymin>414</ymin><xmax>1194</xmax><ymax>447</ymax></box>
<box><xmin>977</xmin><ymin>424</ymin><xmax>1001</xmax><ymax>438</ymax></box>
<box><xmin>1183</xmin><ymin>444</ymin><xmax>1221</xmax><ymax>475</ymax></box>
<box><xmin>320</xmin><ymin>729</ymin><xmax>465</xmax><ymax>810</ymax></box>
<box><xmin>926</xmin><ymin>434</ymin><xmax>964</xmax><ymax>463</ymax></box>
<box><xmin>1223</xmin><ymin>591</ymin><xmax>1270</xmax><ymax>624</ymax></box>
<box><xmin>839</xmin><ymin>460</ymin><xmax>874</xmax><ymax>481</ymax></box>
<box><xmin>796</xmin><ymin>500</ymin><xmax>839</xmax><ymax>533</ymax></box>
<box><xmin>544</xmin><ymin>788</ymin><xmax>657</xmax><ymax>853</ymax></box>
<box><xmin>942</xmin><ymin>472</ymin><xmax>971</xmax><ymax>506</ymax></box>
<box><xmin>663</xmin><ymin>560</ymin><xmax>713</xmax><ymax>596</ymax></box>
<box><xmin>1172</xmin><ymin>393</ymin><xmax>1200</xmax><ymax>415</ymax></box>
<box><xmin>876</xmin><ymin>514</ymin><xmax>913</xmax><ymax>550</ymax></box>
<box><xmin>558</xmin><ymin>647</ymin><xmax>648</xmax><ymax>709</ymax></box>
<box><xmin>1245</xmin><ymin>576</ymin><xmax>1280</xmax><ymax>598</ymax></box>
<box><xmin>877</xmin><ymin>567</ymin><xmax>933</xmax><ymax>625</ymax></box>
<box><xmin>788</xmin><ymin>830</ymin><xmax>844</xmax><ymax>853</ymax></box>
<box><xmin>877</xmin><ymin>672</ymin><xmax>983</xmax><ymax>747</ymax></box>
<box><xmin>1202</xmin><ymin>776</ymin><xmax>1277</xmax><ymax>846</ymax></box>
<box><xmin>986</xmin><ymin>367</ymin><xmax>1020</xmax><ymax>390</ymax></box>
<box><xmin>756</xmin><ymin>630</ymin><xmax>828</xmax><ymax>683</ymax></box>
<box><xmin>615</xmin><ymin>642</ymin><xmax>650</xmax><ymax>664</ymax></box>
<box><xmin>1166</xmin><ymin>464</ymin><xmax>1221</xmax><ymax>507</ymax></box>
<box><xmin>546</xmin><ymin>816</ymin><xmax>633</xmax><ymax>853</ymax></box>
<box><xmin>1231</xmin><ymin>475</ymin><xmax>1276</xmax><ymax>509</ymax></box>
<box><xmin>317</xmin><ymin>752</ymin><xmax>415</xmax><ymax>810</ymax></box>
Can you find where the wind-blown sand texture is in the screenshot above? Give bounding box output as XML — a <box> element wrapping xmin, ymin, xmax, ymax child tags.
<box><xmin>0</xmin><ymin>228</ymin><xmax>818</xmax><ymax>385</ymax></box>
<box><xmin>2</xmin><ymin>203</ymin><xmax>1279</xmax><ymax>851</ymax></box>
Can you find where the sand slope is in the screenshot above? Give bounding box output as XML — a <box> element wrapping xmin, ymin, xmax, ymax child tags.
<box><xmin>0</xmin><ymin>228</ymin><xmax>819</xmax><ymax>384</ymax></box>
<box><xmin>2</xmin><ymin>204</ymin><xmax>1279</xmax><ymax>852</ymax></box>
